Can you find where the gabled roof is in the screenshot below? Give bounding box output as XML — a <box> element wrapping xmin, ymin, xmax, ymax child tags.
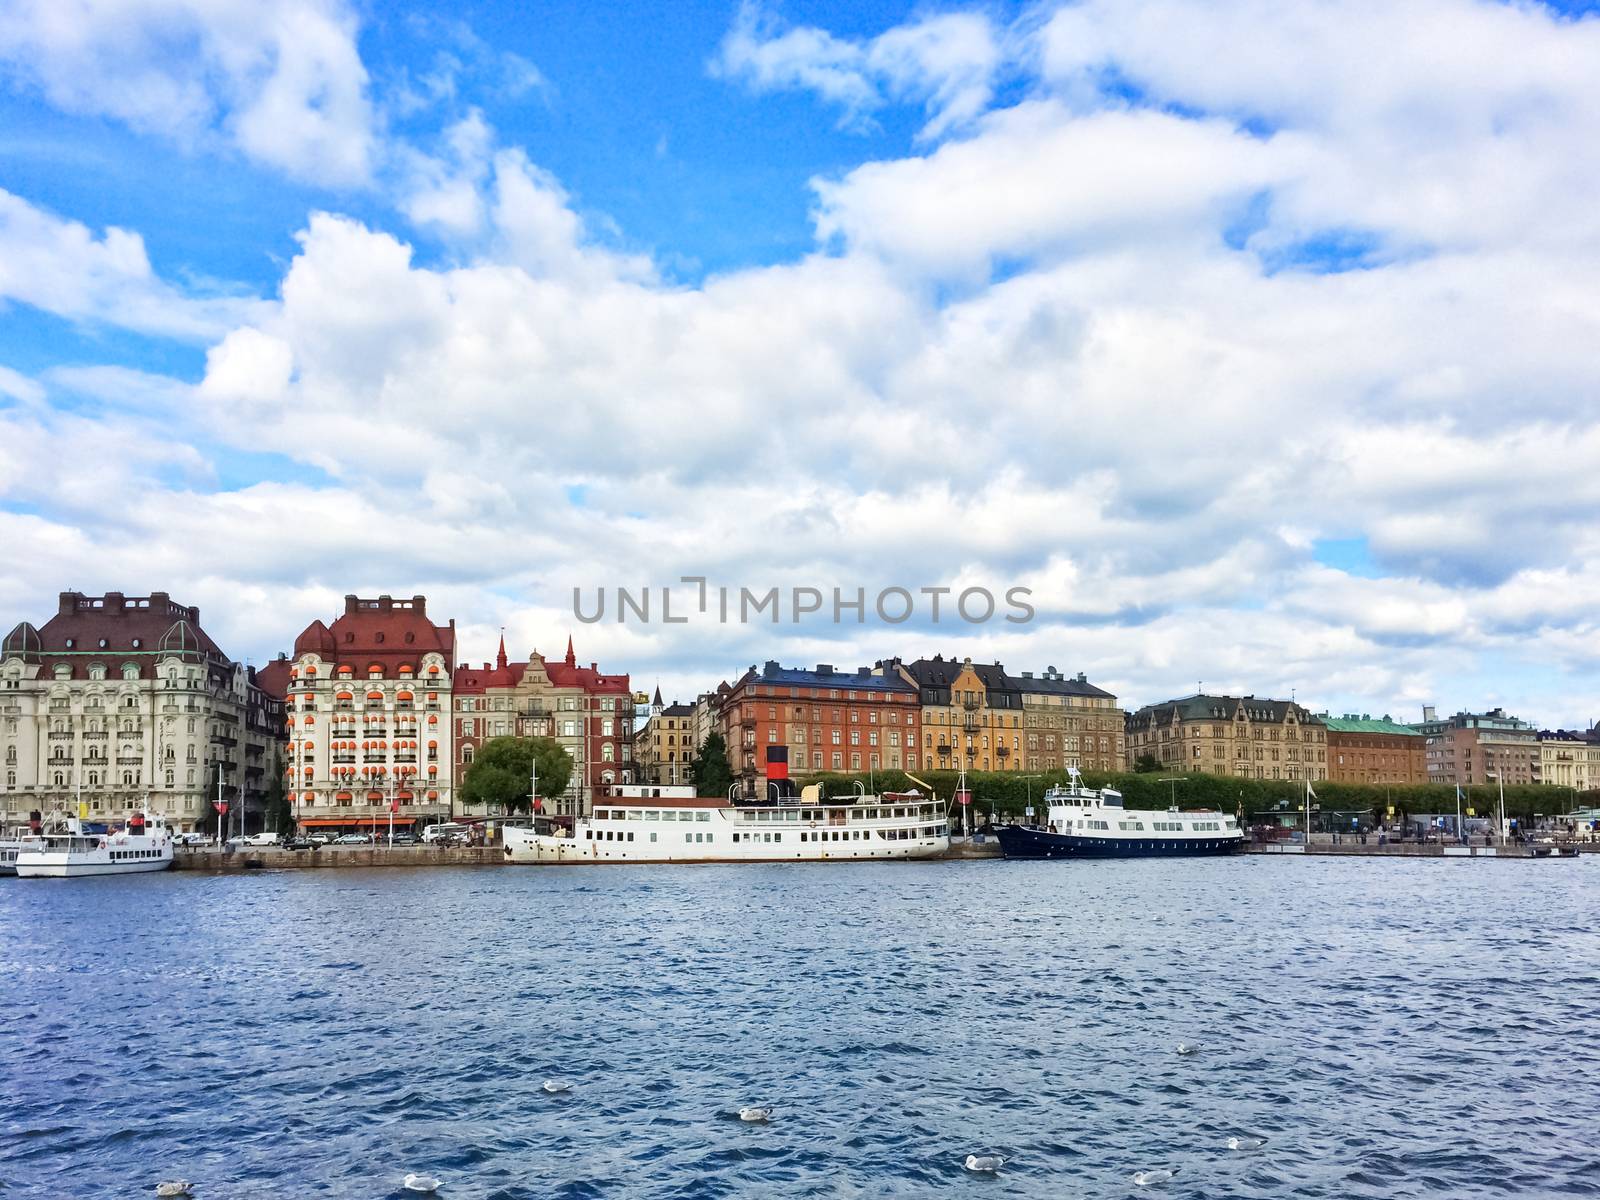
<box><xmin>895</xmin><ymin>655</ymin><xmax>1018</xmax><ymax>694</ymax></box>
<box><xmin>1129</xmin><ymin>693</ymin><xmax>1323</xmax><ymax>727</ymax></box>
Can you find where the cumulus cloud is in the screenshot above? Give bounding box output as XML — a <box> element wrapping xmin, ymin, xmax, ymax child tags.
<box><xmin>7</xmin><ymin>0</ymin><xmax>1600</xmax><ymax>727</ymax></box>
<box><xmin>0</xmin><ymin>188</ymin><xmax>265</xmax><ymax>338</ymax></box>
<box><xmin>0</xmin><ymin>0</ymin><xmax>375</xmax><ymax>185</ymax></box>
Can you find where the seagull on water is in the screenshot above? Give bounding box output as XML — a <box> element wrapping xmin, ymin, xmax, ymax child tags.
<box><xmin>1132</xmin><ymin>1168</ymin><xmax>1176</xmax><ymax>1186</ymax></box>
<box><xmin>1175</xmin><ymin>1042</ymin><xmax>1199</xmax><ymax>1056</ymax></box>
<box><xmin>401</xmin><ymin>1173</ymin><xmax>442</xmax><ymax>1194</ymax></box>
<box><xmin>1227</xmin><ymin>1135</ymin><xmax>1267</xmax><ymax>1150</ymax></box>
<box><xmin>964</xmin><ymin>1154</ymin><xmax>1005</xmax><ymax>1173</ymax></box>
<box><xmin>738</xmin><ymin>1106</ymin><xmax>774</xmax><ymax>1122</ymax></box>
<box><xmin>154</xmin><ymin>1184</ymin><xmax>191</xmax><ymax>1198</ymax></box>
<box><xmin>542</xmin><ymin>1080</ymin><xmax>572</xmax><ymax>1094</ymax></box>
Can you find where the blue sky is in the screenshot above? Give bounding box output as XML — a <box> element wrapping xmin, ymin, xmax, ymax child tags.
<box><xmin>2</xmin><ymin>0</ymin><xmax>1600</xmax><ymax>728</ymax></box>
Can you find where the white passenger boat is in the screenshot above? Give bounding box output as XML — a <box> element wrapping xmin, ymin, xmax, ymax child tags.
<box><xmin>0</xmin><ymin>836</ymin><xmax>20</xmax><ymax>876</ymax></box>
<box><xmin>15</xmin><ymin>809</ymin><xmax>175</xmax><ymax>878</ymax></box>
<box><xmin>994</xmin><ymin>769</ymin><xmax>1245</xmax><ymax>859</ymax></box>
<box><xmin>503</xmin><ymin>783</ymin><xmax>949</xmax><ymax>865</ymax></box>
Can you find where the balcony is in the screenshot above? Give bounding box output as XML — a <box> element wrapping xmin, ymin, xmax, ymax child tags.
<box><xmin>996</xmin><ymin>745</ymin><xmax>1010</xmax><ymax>758</ymax></box>
<box><xmin>739</xmin><ymin>715</ymin><xmax>757</xmax><ymax>727</ymax></box>
<box><xmin>936</xmin><ymin>742</ymin><xmax>952</xmax><ymax>754</ymax></box>
<box><xmin>962</xmin><ymin>697</ymin><xmax>980</xmax><ymax>711</ymax></box>
<box><xmin>48</xmin><ymin>730</ymin><xmax>73</xmax><ymax>740</ymax></box>
<box><xmin>116</xmin><ymin>756</ymin><xmax>143</xmax><ymax>766</ymax></box>
<box><xmin>963</xmin><ymin>715</ymin><xmax>980</xmax><ymax>733</ymax></box>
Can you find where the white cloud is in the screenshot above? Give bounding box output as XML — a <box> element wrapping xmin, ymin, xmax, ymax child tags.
<box><xmin>0</xmin><ymin>188</ymin><xmax>265</xmax><ymax>338</ymax></box>
<box><xmin>713</xmin><ymin>3</ymin><xmax>1003</xmax><ymax>140</ymax></box>
<box><xmin>9</xmin><ymin>0</ymin><xmax>1600</xmax><ymax>730</ymax></box>
<box><xmin>0</xmin><ymin>0</ymin><xmax>375</xmax><ymax>185</ymax></box>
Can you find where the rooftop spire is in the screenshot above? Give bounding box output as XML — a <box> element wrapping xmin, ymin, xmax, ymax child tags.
<box><xmin>496</xmin><ymin>628</ymin><xmax>507</xmax><ymax>670</ymax></box>
<box><xmin>565</xmin><ymin>634</ymin><xmax>576</xmax><ymax>667</ymax></box>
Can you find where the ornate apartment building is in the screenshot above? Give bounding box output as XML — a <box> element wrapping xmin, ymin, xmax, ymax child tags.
<box><xmin>1</xmin><ymin>591</ymin><xmax>282</xmax><ymax>833</ymax></box>
<box><xmin>636</xmin><ymin>689</ymin><xmax>696</xmax><ymax>786</ymax></box>
<box><xmin>1538</xmin><ymin>729</ymin><xmax>1600</xmax><ymax>791</ymax></box>
<box><xmin>1416</xmin><ymin>706</ymin><xmax>1539</xmax><ymax>787</ymax></box>
<box><xmin>718</xmin><ymin>661</ymin><xmax>920</xmax><ymax>794</ymax></box>
<box><xmin>1126</xmin><ymin>694</ymin><xmax>1328</xmax><ymax>781</ymax></box>
<box><xmin>888</xmin><ymin>656</ymin><xmax>1024</xmax><ymax>773</ymax></box>
<box><xmin>1014</xmin><ymin>666</ymin><xmax>1125</xmax><ymax>773</ymax></box>
<box><xmin>453</xmin><ymin>636</ymin><xmax>632</xmax><ymax>819</ymax></box>
<box><xmin>1322</xmin><ymin>714</ymin><xmax>1426</xmax><ymax>784</ymax></box>
<box><xmin>283</xmin><ymin>595</ymin><xmax>456</xmax><ymax>833</ymax></box>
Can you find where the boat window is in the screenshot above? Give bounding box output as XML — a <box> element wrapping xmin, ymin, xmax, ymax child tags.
<box><xmin>696</xmin><ymin>812</ymin><xmax>710</xmax><ymax>822</ymax></box>
<box><xmin>685</xmin><ymin>832</ymin><xmax>693</xmax><ymax>843</ymax></box>
<box><xmin>628</xmin><ymin>810</ymin><xmax>643</xmax><ymax>821</ymax></box>
<box><xmin>650</xmin><ymin>832</ymin><xmax>657</xmax><ymax>842</ymax></box>
<box><xmin>644</xmin><ymin>811</ymin><xmax>659</xmax><ymax>821</ymax></box>
<box><xmin>732</xmin><ymin>833</ymin><xmax>740</xmax><ymax>843</ymax></box>
<box><xmin>626</xmin><ymin>832</ymin><xmax>634</xmax><ymax>842</ymax></box>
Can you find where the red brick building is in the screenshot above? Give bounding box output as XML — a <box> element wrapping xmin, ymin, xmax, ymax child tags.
<box><xmin>453</xmin><ymin>636</ymin><xmax>632</xmax><ymax>818</ymax></box>
<box><xmin>1322</xmin><ymin>714</ymin><xmax>1427</xmax><ymax>784</ymax></box>
<box><xmin>716</xmin><ymin>661</ymin><xmax>920</xmax><ymax>796</ymax></box>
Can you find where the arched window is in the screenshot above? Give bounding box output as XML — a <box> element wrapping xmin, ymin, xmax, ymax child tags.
<box><xmin>462</xmin><ymin>745</ymin><xmax>474</xmax><ymax>764</ymax></box>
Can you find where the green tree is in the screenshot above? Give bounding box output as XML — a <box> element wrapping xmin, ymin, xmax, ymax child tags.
<box><xmin>692</xmin><ymin>731</ymin><xmax>734</xmax><ymax>797</ymax></box>
<box><xmin>264</xmin><ymin>771</ymin><xmax>294</xmax><ymax>835</ymax></box>
<box><xmin>460</xmin><ymin>736</ymin><xmax>573</xmax><ymax>814</ymax></box>
<box><xmin>1133</xmin><ymin>754</ymin><xmax>1162</xmax><ymax>774</ymax></box>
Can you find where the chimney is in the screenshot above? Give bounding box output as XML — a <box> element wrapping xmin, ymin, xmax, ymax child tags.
<box><xmin>413</xmin><ymin>594</ymin><xmax>427</xmax><ymax>614</ymax></box>
<box><xmin>816</xmin><ymin>664</ymin><xmax>833</xmax><ymax>675</ymax></box>
<box><xmin>378</xmin><ymin>594</ymin><xmax>393</xmax><ymax>611</ymax></box>
<box><xmin>344</xmin><ymin>594</ymin><xmax>359</xmax><ymax>616</ymax></box>
<box><xmin>58</xmin><ymin>591</ymin><xmax>80</xmax><ymax>616</ymax></box>
<box><xmin>764</xmin><ymin>660</ymin><xmax>779</xmax><ymax>674</ymax></box>
<box><xmin>1423</xmin><ymin>705</ymin><xmax>1437</xmax><ymax>722</ymax></box>
<box><xmin>105</xmin><ymin>591</ymin><xmax>125</xmax><ymax>614</ymax></box>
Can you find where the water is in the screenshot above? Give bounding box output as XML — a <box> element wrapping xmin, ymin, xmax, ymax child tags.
<box><xmin>3</xmin><ymin>857</ymin><xmax>1598</xmax><ymax>1198</ymax></box>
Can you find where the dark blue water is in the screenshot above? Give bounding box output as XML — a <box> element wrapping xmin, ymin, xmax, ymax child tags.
<box><xmin>3</xmin><ymin>857</ymin><xmax>1598</xmax><ymax>1198</ymax></box>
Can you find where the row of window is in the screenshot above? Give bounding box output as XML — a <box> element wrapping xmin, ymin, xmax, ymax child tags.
<box><xmin>109</xmin><ymin>848</ymin><xmax>164</xmax><ymax>861</ymax></box>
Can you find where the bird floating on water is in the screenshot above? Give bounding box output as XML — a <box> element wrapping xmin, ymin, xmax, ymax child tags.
<box><xmin>542</xmin><ymin>1080</ymin><xmax>572</xmax><ymax>1094</ymax></box>
<box><xmin>1133</xmin><ymin>1168</ymin><xmax>1176</xmax><ymax>1186</ymax></box>
<box><xmin>964</xmin><ymin>1154</ymin><xmax>1006</xmax><ymax>1173</ymax></box>
<box><xmin>1227</xmin><ymin>1135</ymin><xmax>1267</xmax><ymax>1150</ymax></box>
<box><xmin>738</xmin><ymin>1106</ymin><xmax>774</xmax><ymax>1122</ymax></box>
<box><xmin>154</xmin><ymin>1184</ymin><xmax>191</xmax><ymax>1198</ymax></box>
<box><xmin>1175</xmin><ymin>1042</ymin><xmax>1199</xmax><ymax>1056</ymax></box>
<box><xmin>401</xmin><ymin>1173</ymin><xmax>442</xmax><ymax>1194</ymax></box>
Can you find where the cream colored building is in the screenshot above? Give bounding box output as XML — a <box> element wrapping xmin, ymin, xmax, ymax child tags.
<box><xmin>2</xmin><ymin>591</ymin><xmax>281</xmax><ymax>834</ymax></box>
<box><xmin>1125</xmin><ymin>693</ymin><xmax>1328</xmax><ymax>781</ymax></box>
<box><xmin>1014</xmin><ymin>667</ymin><xmax>1125</xmax><ymax>773</ymax></box>
<box><xmin>1539</xmin><ymin>730</ymin><xmax>1600</xmax><ymax>792</ymax></box>
<box><xmin>635</xmin><ymin>689</ymin><xmax>696</xmax><ymax>786</ymax></box>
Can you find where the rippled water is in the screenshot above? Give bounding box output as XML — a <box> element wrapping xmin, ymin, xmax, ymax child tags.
<box><xmin>3</xmin><ymin>856</ymin><xmax>1598</xmax><ymax>1198</ymax></box>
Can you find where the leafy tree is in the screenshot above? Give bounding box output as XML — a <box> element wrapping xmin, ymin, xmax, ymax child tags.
<box><xmin>1133</xmin><ymin>753</ymin><xmax>1162</xmax><ymax>774</ymax></box>
<box><xmin>264</xmin><ymin>771</ymin><xmax>294</xmax><ymax>835</ymax></box>
<box><xmin>460</xmin><ymin>737</ymin><xmax>573</xmax><ymax>814</ymax></box>
<box><xmin>692</xmin><ymin>731</ymin><xmax>734</xmax><ymax>797</ymax></box>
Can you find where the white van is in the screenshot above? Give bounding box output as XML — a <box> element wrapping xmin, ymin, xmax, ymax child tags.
<box><xmin>421</xmin><ymin>822</ymin><xmax>470</xmax><ymax>844</ymax></box>
<box><xmin>242</xmin><ymin>832</ymin><xmax>281</xmax><ymax>847</ymax></box>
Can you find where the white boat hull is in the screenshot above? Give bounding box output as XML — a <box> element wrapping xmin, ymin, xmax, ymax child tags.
<box><xmin>15</xmin><ymin>855</ymin><xmax>173</xmax><ymax>878</ymax></box>
<box><xmin>503</xmin><ymin>827</ymin><xmax>947</xmax><ymax>865</ymax></box>
<box><xmin>503</xmin><ymin>792</ymin><xmax>950</xmax><ymax>866</ymax></box>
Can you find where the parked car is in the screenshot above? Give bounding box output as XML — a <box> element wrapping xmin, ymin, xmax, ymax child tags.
<box><xmin>242</xmin><ymin>832</ymin><xmax>281</xmax><ymax>847</ymax></box>
<box><xmin>177</xmin><ymin>832</ymin><xmax>210</xmax><ymax>846</ymax></box>
<box><xmin>421</xmin><ymin>822</ymin><xmax>471</xmax><ymax>844</ymax></box>
<box><xmin>386</xmin><ymin>833</ymin><xmax>417</xmax><ymax>846</ymax></box>
<box><xmin>334</xmin><ymin>832</ymin><xmax>373</xmax><ymax>845</ymax></box>
<box><xmin>306</xmin><ymin>832</ymin><xmax>333</xmax><ymax>847</ymax></box>
<box><xmin>281</xmin><ymin>836</ymin><xmax>318</xmax><ymax>851</ymax></box>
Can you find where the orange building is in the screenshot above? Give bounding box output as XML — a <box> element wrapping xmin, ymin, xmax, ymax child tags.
<box><xmin>1321</xmin><ymin>714</ymin><xmax>1426</xmax><ymax>784</ymax></box>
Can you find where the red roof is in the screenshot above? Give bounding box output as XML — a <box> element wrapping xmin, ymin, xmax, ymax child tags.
<box><xmin>293</xmin><ymin>595</ymin><xmax>454</xmax><ymax>671</ymax></box>
<box><xmin>453</xmin><ymin>638</ymin><xmax>628</xmax><ymax>695</ymax></box>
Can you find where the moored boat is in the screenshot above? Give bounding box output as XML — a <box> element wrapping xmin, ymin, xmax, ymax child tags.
<box><xmin>14</xmin><ymin>808</ymin><xmax>175</xmax><ymax>878</ymax></box>
<box><xmin>995</xmin><ymin>769</ymin><xmax>1245</xmax><ymax>859</ymax></box>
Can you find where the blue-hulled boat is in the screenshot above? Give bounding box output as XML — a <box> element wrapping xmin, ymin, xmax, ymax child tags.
<box><xmin>995</xmin><ymin>770</ymin><xmax>1245</xmax><ymax>859</ymax></box>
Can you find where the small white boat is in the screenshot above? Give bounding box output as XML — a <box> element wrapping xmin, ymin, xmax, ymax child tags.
<box><xmin>15</xmin><ymin>810</ymin><xmax>175</xmax><ymax>878</ymax></box>
<box><xmin>0</xmin><ymin>835</ymin><xmax>20</xmax><ymax>876</ymax></box>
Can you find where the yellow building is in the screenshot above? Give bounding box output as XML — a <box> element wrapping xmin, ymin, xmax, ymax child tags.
<box><xmin>888</xmin><ymin>656</ymin><xmax>1025</xmax><ymax>773</ymax></box>
<box><xmin>1539</xmin><ymin>730</ymin><xmax>1600</xmax><ymax>792</ymax></box>
<box><xmin>1125</xmin><ymin>693</ymin><xmax>1327</xmax><ymax>781</ymax></box>
<box><xmin>636</xmin><ymin>688</ymin><xmax>696</xmax><ymax>787</ymax></box>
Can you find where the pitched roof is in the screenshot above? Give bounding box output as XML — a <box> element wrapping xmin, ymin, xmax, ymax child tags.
<box><xmin>1128</xmin><ymin>693</ymin><xmax>1324</xmax><ymax>727</ymax></box>
<box><xmin>1011</xmin><ymin>669</ymin><xmax>1115</xmax><ymax>700</ymax></box>
<box><xmin>294</xmin><ymin>595</ymin><xmax>454</xmax><ymax>670</ymax></box>
<box><xmin>20</xmin><ymin>591</ymin><xmax>230</xmax><ymax>680</ymax></box>
<box><xmin>731</xmin><ymin>661</ymin><xmax>915</xmax><ymax>696</ymax></box>
<box><xmin>894</xmin><ymin>655</ymin><xmax>1018</xmax><ymax>693</ymax></box>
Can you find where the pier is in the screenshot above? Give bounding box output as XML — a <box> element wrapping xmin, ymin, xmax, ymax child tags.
<box><xmin>1248</xmin><ymin>840</ymin><xmax>1587</xmax><ymax>859</ymax></box>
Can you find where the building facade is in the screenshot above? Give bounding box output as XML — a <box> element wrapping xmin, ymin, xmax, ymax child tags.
<box><xmin>453</xmin><ymin>636</ymin><xmax>632</xmax><ymax>818</ymax></box>
<box><xmin>1416</xmin><ymin>706</ymin><xmax>1539</xmax><ymax>787</ymax></box>
<box><xmin>284</xmin><ymin>595</ymin><xmax>456</xmax><ymax>833</ymax></box>
<box><xmin>1322</xmin><ymin>714</ymin><xmax>1427</xmax><ymax>784</ymax></box>
<box><xmin>1013</xmin><ymin>666</ymin><xmax>1125</xmax><ymax>773</ymax></box>
<box><xmin>1</xmin><ymin>590</ymin><xmax>282</xmax><ymax>834</ymax></box>
<box><xmin>1125</xmin><ymin>694</ymin><xmax>1328</xmax><ymax>781</ymax></box>
<box><xmin>636</xmin><ymin>689</ymin><xmax>696</xmax><ymax>786</ymax></box>
<box><xmin>1537</xmin><ymin>729</ymin><xmax>1600</xmax><ymax>792</ymax></box>
<box><xmin>717</xmin><ymin>661</ymin><xmax>920</xmax><ymax>795</ymax></box>
<box><xmin>886</xmin><ymin>656</ymin><xmax>1022</xmax><ymax>773</ymax></box>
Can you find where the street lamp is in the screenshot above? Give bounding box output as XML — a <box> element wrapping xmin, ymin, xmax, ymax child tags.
<box><xmin>1486</xmin><ymin>771</ymin><xmax>1506</xmax><ymax>845</ymax></box>
<box><xmin>1158</xmin><ymin>776</ymin><xmax>1183</xmax><ymax>808</ymax></box>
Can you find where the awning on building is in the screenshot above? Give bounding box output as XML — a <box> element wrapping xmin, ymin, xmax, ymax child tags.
<box><xmin>300</xmin><ymin>816</ymin><xmax>423</xmax><ymax>828</ymax></box>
